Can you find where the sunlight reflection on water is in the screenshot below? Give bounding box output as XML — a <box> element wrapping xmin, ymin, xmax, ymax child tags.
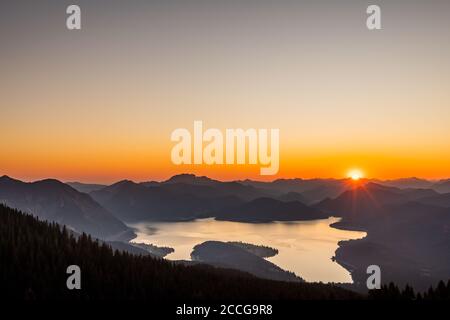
<box><xmin>130</xmin><ymin>217</ymin><xmax>366</xmax><ymax>283</ymax></box>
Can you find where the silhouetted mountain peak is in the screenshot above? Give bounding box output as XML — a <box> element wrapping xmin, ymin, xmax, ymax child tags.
<box><xmin>272</xmin><ymin>178</ymin><xmax>304</xmax><ymax>183</ymax></box>
<box><xmin>37</xmin><ymin>178</ymin><xmax>61</xmax><ymax>183</ymax></box>
<box><xmin>0</xmin><ymin>176</ymin><xmax>133</xmax><ymax>241</ymax></box>
<box><xmin>164</xmin><ymin>173</ymin><xmax>217</xmax><ymax>185</ymax></box>
<box><xmin>28</xmin><ymin>179</ymin><xmax>84</xmax><ymax>197</ymax></box>
<box><xmin>34</xmin><ymin>178</ymin><xmax>67</xmax><ymax>187</ymax></box>
<box><xmin>0</xmin><ymin>175</ymin><xmax>22</xmax><ymax>183</ymax></box>
<box><xmin>115</xmin><ymin>179</ymin><xmax>135</xmax><ymax>185</ymax></box>
<box><xmin>106</xmin><ymin>179</ymin><xmax>139</xmax><ymax>190</ymax></box>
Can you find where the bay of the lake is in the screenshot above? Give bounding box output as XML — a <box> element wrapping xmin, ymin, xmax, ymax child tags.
<box><xmin>130</xmin><ymin>217</ymin><xmax>366</xmax><ymax>283</ymax></box>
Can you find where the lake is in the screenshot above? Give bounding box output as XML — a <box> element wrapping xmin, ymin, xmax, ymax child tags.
<box><xmin>130</xmin><ymin>217</ymin><xmax>366</xmax><ymax>283</ymax></box>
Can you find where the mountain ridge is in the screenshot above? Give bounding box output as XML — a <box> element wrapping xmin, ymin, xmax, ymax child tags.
<box><xmin>0</xmin><ymin>175</ymin><xmax>133</xmax><ymax>241</ymax></box>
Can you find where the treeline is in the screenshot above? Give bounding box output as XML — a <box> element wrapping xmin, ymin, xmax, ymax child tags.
<box><xmin>369</xmin><ymin>281</ymin><xmax>450</xmax><ymax>300</ymax></box>
<box><xmin>228</xmin><ymin>241</ymin><xmax>279</xmax><ymax>258</ymax></box>
<box><xmin>0</xmin><ymin>204</ymin><xmax>358</xmax><ymax>300</ymax></box>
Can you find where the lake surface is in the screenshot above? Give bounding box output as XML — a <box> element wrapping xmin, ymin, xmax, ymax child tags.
<box><xmin>130</xmin><ymin>217</ymin><xmax>366</xmax><ymax>283</ymax></box>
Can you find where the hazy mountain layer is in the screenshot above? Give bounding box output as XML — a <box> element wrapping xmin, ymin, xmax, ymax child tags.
<box><xmin>316</xmin><ymin>183</ymin><xmax>450</xmax><ymax>291</ymax></box>
<box><xmin>0</xmin><ymin>176</ymin><xmax>133</xmax><ymax>241</ymax></box>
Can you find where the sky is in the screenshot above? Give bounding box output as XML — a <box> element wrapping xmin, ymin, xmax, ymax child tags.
<box><xmin>1</xmin><ymin>0</ymin><xmax>450</xmax><ymax>183</ymax></box>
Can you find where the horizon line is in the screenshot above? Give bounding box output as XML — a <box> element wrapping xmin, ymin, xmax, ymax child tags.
<box><xmin>2</xmin><ymin>173</ymin><xmax>449</xmax><ymax>186</ymax></box>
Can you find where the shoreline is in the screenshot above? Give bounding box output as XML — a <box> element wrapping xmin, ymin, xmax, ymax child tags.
<box><xmin>328</xmin><ymin>217</ymin><xmax>369</xmax><ymax>288</ymax></box>
<box><xmin>129</xmin><ymin>217</ymin><xmax>366</xmax><ymax>284</ymax></box>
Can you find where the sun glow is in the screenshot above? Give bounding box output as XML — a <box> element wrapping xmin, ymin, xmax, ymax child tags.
<box><xmin>348</xmin><ymin>169</ymin><xmax>364</xmax><ymax>181</ymax></box>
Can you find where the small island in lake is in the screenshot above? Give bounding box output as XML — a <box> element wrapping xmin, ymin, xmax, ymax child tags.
<box><xmin>191</xmin><ymin>241</ymin><xmax>301</xmax><ymax>282</ymax></box>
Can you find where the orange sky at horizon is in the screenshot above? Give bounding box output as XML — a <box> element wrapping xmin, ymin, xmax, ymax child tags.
<box><xmin>2</xmin><ymin>1</ymin><xmax>450</xmax><ymax>184</ymax></box>
<box><xmin>2</xmin><ymin>143</ymin><xmax>450</xmax><ymax>184</ymax></box>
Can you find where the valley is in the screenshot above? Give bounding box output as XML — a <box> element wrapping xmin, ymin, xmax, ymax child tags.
<box><xmin>1</xmin><ymin>173</ymin><xmax>450</xmax><ymax>292</ymax></box>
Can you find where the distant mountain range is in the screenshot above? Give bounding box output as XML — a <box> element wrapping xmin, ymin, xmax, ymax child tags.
<box><xmin>371</xmin><ymin>177</ymin><xmax>450</xmax><ymax>193</ymax></box>
<box><xmin>89</xmin><ymin>179</ymin><xmax>246</xmax><ymax>222</ymax></box>
<box><xmin>214</xmin><ymin>197</ymin><xmax>328</xmax><ymax>222</ymax></box>
<box><xmin>238</xmin><ymin>178</ymin><xmax>351</xmax><ymax>204</ymax></box>
<box><xmin>88</xmin><ymin>174</ymin><xmax>332</xmax><ymax>223</ymax></box>
<box><xmin>0</xmin><ymin>175</ymin><xmax>133</xmax><ymax>241</ymax></box>
<box><xmin>317</xmin><ymin>182</ymin><xmax>444</xmax><ymax>218</ymax></box>
<box><xmin>4</xmin><ymin>174</ymin><xmax>450</xmax><ymax>227</ymax></box>
<box><xmin>86</xmin><ymin>175</ymin><xmax>450</xmax><ymax>224</ymax></box>
<box><xmin>2</xmin><ymin>173</ymin><xmax>450</xmax><ymax>291</ymax></box>
<box><xmin>316</xmin><ymin>182</ymin><xmax>450</xmax><ymax>291</ymax></box>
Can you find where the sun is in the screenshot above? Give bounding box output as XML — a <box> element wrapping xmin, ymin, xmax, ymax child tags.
<box><xmin>348</xmin><ymin>169</ymin><xmax>364</xmax><ymax>181</ymax></box>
